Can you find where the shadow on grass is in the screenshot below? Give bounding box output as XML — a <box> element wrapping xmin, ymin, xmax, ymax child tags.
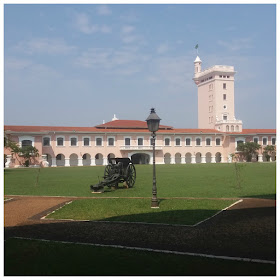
<box><xmin>5</xmin><ymin>205</ymin><xmax>276</xmax><ymax>264</ymax></box>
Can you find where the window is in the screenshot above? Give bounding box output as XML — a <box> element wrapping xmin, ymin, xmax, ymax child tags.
<box><xmin>138</xmin><ymin>138</ymin><xmax>144</xmax><ymax>146</ymax></box>
<box><xmin>196</xmin><ymin>138</ymin><xmax>201</xmax><ymax>146</ymax></box>
<box><xmin>83</xmin><ymin>137</ymin><xmax>90</xmax><ymax>146</ymax></box>
<box><xmin>272</xmin><ymin>138</ymin><xmax>276</xmax><ymax>145</ymax></box>
<box><xmin>185</xmin><ymin>138</ymin><xmax>191</xmax><ymax>146</ymax></box>
<box><xmin>223</xmin><ymin>94</ymin><xmax>227</xmax><ymax>100</ymax></box>
<box><xmin>223</xmin><ymin>105</ymin><xmax>227</xmax><ymax>109</ymax></box>
<box><xmin>43</xmin><ymin>137</ymin><xmax>50</xmax><ymax>146</ymax></box>
<box><xmin>206</xmin><ymin>138</ymin><xmax>211</xmax><ymax>146</ymax></box>
<box><xmin>96</xmin><ymin>137</ymin><xmax>102</xmax><ymax>146</ymax></box>
<box><xmin>262</xmin><ymin>137</ymin><xmax>267</xmax><ymax>146</ymax></box>
<box><xmin>236</xmin><ymin>125</ymin><xmax>239</xmax><ymax>132</ymax></box>
<box><xmin>164</xmin><ymin>138</ymin><xmax>170</xmax><ymax>146</ymax></box>
<box><xmin>70</xmin><ymin>137</ymin><xmax>77</xmax><ymax>146</ymax></box>
<box><xmin>237</xmin><ymin>140</ymin><xmax>244</xmax><ymax>146</ymax></box>
<box><xmin>57</xmin><ymin>137</ymin><xmax>64</xmax><ymax>146</ymax></box>
<box><xmin>253</xmin><ymin>137</ymin><xmax>258</xmax><ymax>144</ymax></box>
<box><xmin>223</xmin><ymin>115</ymin><xmax>228</xmax><ymax>121</ymax></box>
<box><xmin>231</xmin><ymin>125</ymin><xmax>234</xmax><ymax>132</ymax></box>
<box><xmin>216</xmin><ymin>138</ymin><xmax>221</xmax><ymax>146</ymax></box>
<box><xmin>219</xmin><ymin>75</ymin><xmax>222</xmax><ymax>78</ymax></box>
<box><xmin>22</xmin><ymin>140</ymin><xmax>32</xmax><ymax>147</ymax></box>
<box><xmin>56</xmin><ymin>154</ymin><xmax>62</xmax><ymax>160</ymax></box>
<box><xmin>226</xmin><ymin>125</ymin><xmax>229</xmax><ymax>132</ymax></box>
<box><xmin>125</xmin><ymin>138</ymin><xmax>130</xmax><ymax>146</ymax></box>
<box><xmin>175</xmin><ymin>138</ymin><xmax>181</xmax><ymax>146</ymax></box>
<box><xmin>108</xmin><ymin>137</ymin><xmax>114</xmax><ymax>146</ymax></box>
<box><xmin>223</xmin><ymin>83</ymin><xmax>226</xmax><ymax>89</ymax></box>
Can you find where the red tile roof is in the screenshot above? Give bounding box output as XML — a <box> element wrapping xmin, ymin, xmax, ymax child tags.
<box><xmin>4</xmin><ymin>124</ymin><xmax>276</xmax><ymax>135</ymax></box>
<box><xmin>4</xmin><ymin>125</ymin><xmax>99</xmax><ymax>133</ymax></box>
<box><xmin>95</xmin><ymin>120</ymin><xmax>173</xmax><ymax>130</ymax></box>
<box><xmin>227</xmin><ymin>129</ymin><xmax>276</xmax><ymax>135</ymax></box>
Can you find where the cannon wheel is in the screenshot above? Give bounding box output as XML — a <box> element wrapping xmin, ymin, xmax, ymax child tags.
<box><xmin>125</xmin><ymin>163</ymin><xmax>136</xmax><ymax>188</ymax></box>
<box><xmin>104</xmin><ymin>164</ymin><xmax>112</xmax><ymax>178</ymax></box>
<box><xmin>104</xmin><ymin>164</ymin><xmax>116</xmax><ymax>188</ymax></box>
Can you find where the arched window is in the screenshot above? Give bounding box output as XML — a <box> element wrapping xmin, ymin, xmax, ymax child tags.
<box><xmin>216</xmin><ymin>138</ymin><xmax>221</xmax><ymax>146</ymax></box>
<box><xmin>175</xmin><ymin>138</ymin><xmax>181</xmax><ymax>146</ymax></box>
<box><xmin>138</xmin><ymin>138</ymin><xmax>144</xmax><ymax>146</ymax></box>
<box><xmin>22</xmin><ymin>140</ymin><xmax>32</xmax><ymax>147</ymax></box>
<box><xmin>196</xmin><ymin>138</ymin><xmax>201</xmax><ymax>146</ymax></box>
<box><xmin>108</xmin><ymin>137</ymin><xmax>115</xmax><ymax>146</ymax></box>
<box><xmin>185</xmin><ymin>138</ymin><xmax>191</xmax><ymax>146</ymax></box>
<box><xmin>164</xmin><ymin>138</ymin><xmax>170</xmax><ymax>146</ymax></box>
<box><xmin>231</xmin><ymin>125</ymin><xmax>234</xmax><ymax>132</ymax></box>
<box><xmin>70</xmin><ymin>137</ymin><xmax>78</xmax><ymax>146</ymax></box>
<box><xmin>206</xmin><ymin>138</ymin><xmax>211</xmax><ymax>146</ymax></box>
<box><xmin>43</xmin><ymin>137</ymin><xmax>51</xmax><ymax>146</ymax></box>
<box><xmin>57</xmin><ymin>137</ymin><xmax>64</xmax><ymax>146</ymax></box>
<box><xmin>226</xmin><ymin>125</ymin><xmax>229</xmax><ymax>132</ymax></box>
<box><xmin>236</xmin><ymin>125</ymin><xmax>239</xmax><ymax>132</ymax></box>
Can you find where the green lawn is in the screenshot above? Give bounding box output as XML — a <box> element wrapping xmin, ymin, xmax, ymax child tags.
<box><xmin>47</xmin><ymin>198</ymin><xmax>237</xmax><ymax>225</ymax></box>
<box><xmin>4</xmin><ymin>163</ymin><xmax>276</xmax><ymax>199</ymax></box>
<box><xmin>4</xmin><ymin>238</ymin><xmax>275</xmax><ymax>276</ymax></box>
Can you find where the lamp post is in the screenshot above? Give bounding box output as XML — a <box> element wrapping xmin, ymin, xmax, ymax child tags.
<box><xmin>146</xmin><ymin>108</ymin><xmax>161</xmax><ymax>208</ymax></box>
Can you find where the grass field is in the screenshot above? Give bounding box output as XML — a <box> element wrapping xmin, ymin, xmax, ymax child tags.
<box><xmin>4</xmin><ymin>163</ymin><xmax>276</xmax><ymax>199</ymax></box>
<box><xmin>4</xmin><ymin>238</ymin><xmax>276</xmax><ymax>276</ymax></box>
<box><xmin>46</xmin><ymin>198</ymin><xmax>238</xmax><ymax>225</ymax></box>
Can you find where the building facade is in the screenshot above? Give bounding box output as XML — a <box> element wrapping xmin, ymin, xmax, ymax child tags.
<box><xmin>4</xmin><ymin>55</ymin><xmax>276</xmax><ymax>167</ymax></box>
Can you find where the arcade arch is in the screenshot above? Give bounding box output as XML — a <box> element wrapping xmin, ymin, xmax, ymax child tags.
<box><xmin>175</xmin><ymin>153</ymin><xmax>181</xmax><ymax>164</ymax></box>
<box><xmin>56</xmin><ymin>154</ymin><xmax>65</xmax><ymax>166</ymax></box>
<box><xmin>164</xmin><ymin>153</ymin><xmax>171</xmax><ymax>164</ymax></box>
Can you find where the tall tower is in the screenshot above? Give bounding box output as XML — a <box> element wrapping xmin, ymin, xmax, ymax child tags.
<box><xmin>193</xmin><ymin>56</ymin><xmax>242</xmax><ymax>132</ymax></box>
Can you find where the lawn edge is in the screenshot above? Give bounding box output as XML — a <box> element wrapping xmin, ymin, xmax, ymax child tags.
<box><xmin>42</xmin><ymin>199</ymin><xmax>242</xmax><ymax>227</ymax></box>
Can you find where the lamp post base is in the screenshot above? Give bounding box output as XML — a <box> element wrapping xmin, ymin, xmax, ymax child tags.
<box><xmin>151</xmin><ymin>200</ymin><xmax>159</xmax><ymax>208</ymax></box>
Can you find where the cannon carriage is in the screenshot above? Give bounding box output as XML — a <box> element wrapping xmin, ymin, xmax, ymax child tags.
<box><xmin>90</xmin><ymin>158</ymin><xmax>136</xmax><ymax>193</ymax></box>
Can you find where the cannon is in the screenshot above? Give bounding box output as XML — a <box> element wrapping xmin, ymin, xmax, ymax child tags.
<box><xmin>90</xmin><ymin>158</ymin><xmax>136</xmax><ymax>193</ymax></box>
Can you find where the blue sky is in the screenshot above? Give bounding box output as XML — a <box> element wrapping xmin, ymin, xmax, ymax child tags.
<box><xmin>4</xmin><ymin>4</ymin><xmax>276</xmax><ymax>129</ymax></box>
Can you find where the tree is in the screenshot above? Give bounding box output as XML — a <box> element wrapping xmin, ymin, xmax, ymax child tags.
<box><xmin>19</xmin><ymin>146</ymin><xmax>40</xmax><ymax>167</ymax></box>
<box><xmin>237</xmin><ymin>142</ymin><xmax>261</xmax><ymax>162</ymax></box>
<box><xmin>263</xmin><ymin>145</ymin><xmax>275</xmax><ymax>161</ymax></box>
<box><xmin>4</xmin><ymin>133</ymin><xmax>40</xmax><ymax>167</ymax></box>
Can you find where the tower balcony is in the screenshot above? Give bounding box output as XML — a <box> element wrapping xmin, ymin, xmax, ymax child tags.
<box><xmin>215</xmin><ymin>119</ymin><xmax>243</xmax><ymax>125</ymax></box>
<box><xmin>215</xmin><ymin>119</ymin><xmax>243</xmax><ymax>132</ymax></box>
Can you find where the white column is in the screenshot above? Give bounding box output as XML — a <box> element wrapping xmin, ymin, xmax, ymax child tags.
<box><xmin>103</xmin><ymin>158</ymin><xmax>108</xmax><ymax>166</ymax></box>
<box><xmin>221</xmin><ymin>156</ymin><xmax>225</xmax><ymax>163</ymax></box>
<box><xmin>201</xmin><ymin>156</ymin><xmax>206</xmax><ymax>163</ymax></box>
<box><xmin>228</xmin><ymin>155</ymin><xmax>232</xmax><ymax>163</ymax></box>
<box><xmin>191</xmin><ymin>156</ymin><xmax>196</xmax><ymax>164</ymax></box>
<box><xmin>181</xmin><ymin>156</ymin><xmax>185</xmax><ymax>164</ymax></box>
<box><xmin>78</xmin><ymin>157</ymin><xmax>83</xmax><ymax>166</ymax></box>
<box><xmin>65</xmin><ymin>158</ymin><xmax>70</xmax><ymax>167</ymax></box>
<box><xmin>258</xmin><ymin>154</ymin><xmax>263</xmax><ymax>162</ymax></box>
<box><xmin>90</xmin><ymin>158</ymin><xmax>96</xmax><ymax>166</ymax></box>
<box><xmin>51</xmin><ymin>157</ymin><xmax>57</xmax><ymax>167</ymax></box>
<box><xmin>5</xmin><ymin>155</ymin><xmax>12</xmax><ymax>168</ymax></box>
<box><xmin>171</xmin><ymin>156</ymin><xmax>175</xmax><ymax>164</ymax></box>
<box><xmin>211</xmin><ymin>156</ymin><xmax>216</xmax><ymax>163</ymax></box>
